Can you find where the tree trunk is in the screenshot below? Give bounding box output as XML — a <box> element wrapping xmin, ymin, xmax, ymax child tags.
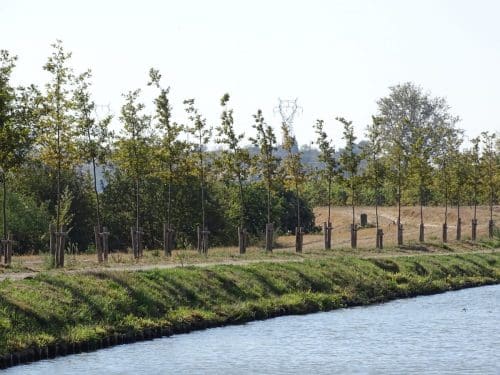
<box><xmin>2</xmin><ymin>174</ymin><xmax>6</xmax><ymax>242</ymax></box>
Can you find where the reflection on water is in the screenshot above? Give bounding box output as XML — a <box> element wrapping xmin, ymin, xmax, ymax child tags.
<box><xmin>6</xmin><ymin>284</ymin><xmax>500</xmax><ymax>375</ymax></box>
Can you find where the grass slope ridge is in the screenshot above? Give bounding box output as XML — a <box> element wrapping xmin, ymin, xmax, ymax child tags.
<box><xmin>0</xmin><ymin>252</ymin><xmax>499</xmax><ymax>364</ymax></box>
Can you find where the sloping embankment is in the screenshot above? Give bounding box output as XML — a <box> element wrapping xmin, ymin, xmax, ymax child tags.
<box><xmin>0</xmin><ymin>252</ymin><xmax>499</xmax><ymax>368</ymax></box>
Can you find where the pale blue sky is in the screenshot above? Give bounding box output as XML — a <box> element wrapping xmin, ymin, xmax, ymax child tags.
<box><xmin>1</xmin><ymin>0</ymin><xmax>499</xmax><ymax>147</ymax></box>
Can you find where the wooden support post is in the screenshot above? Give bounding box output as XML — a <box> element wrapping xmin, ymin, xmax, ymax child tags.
<box><xmin>169</xmin><ymin>227</ymin><xmax>175</xmax><ymax>253</ymax></box>
<box><xmin>397</xmin><ymin>220</ymin><xmax>403</xmax><ymax>246</ymax></box>
<box><xmin>6</xmin><ymin>233</ymin><xmax>13</xmax><ymax>265</ymax></box>
<box><xmin>327</xmin><ymin>222</ymin><xmax>332</xmax><ymax>249</ymax></box>
<box><xmin>137</xmin><ymin>227</ymin><xmax>144</xmax><ymax>257</ymax></box>
<box><xmin>360</xmin><ymin>213</ymin><xmax>367</xmax><ymax>227</ymax></box>
<box><xmin>350</xmin><ymin>224</ymin><xmax>357</xmax><ymax>249</ymax></box>
<box><xmin>489</xmin><ymin>220</ymin><xmax>494</xmax><ymax>239</ymax></box>
<box><xmin>471</xmin><ymin>219</ymin><xmax>477</xmax><ymax>241</ymax></box>
<box><xmin>197</xmin><ymin>225</ymin><xmax>201</xmax><ymax>253</ymax></box>
<box><xmin>456</xmin><ymin>217</ymin><xmax>461</xmax><ymax>241</ymax></box>
<box><xmin>442</xmin><ymin>223</ymin><xmax>448</xmax><ymax>243</ymax></box>
<box><xmin>94</xmin><ymin>225</ymin><xmax>103</xmax><ymax>263</ymax></box>
<box><xmin>1</xmin><ymin>233</ymin><xmax>13</xmax><ymax>265</ymax></box>
<box><xmin>238</xmin><ymin>227</ymin><xmax>246</xmax><ymax>254</ymax></box>
<box><xmin>49</xmin><ymin>224</ymin><xmax>56</xmax><ymax>266</ymax></box>
<box><xmin>131</xmin><ymin>227</ymin><xmax>138</xmax><ymax>258</ymax></box>
<box><xmin>56</xmin><ymin>226</ymin><xmax>67</xmax><ymax>268</ymax></box>
<box><xmin>163</xmin><ymin>223</ymin><xmax>174</xmax><ymax>256</ymax></box>
<box><xmin>419</xmin><ymin>223</ymin><xmax>425</xmax><ymax>242</ymax></box>
<box><xmin>265</xmin><ymin>223</ymin><xmax>273</xmax><ymax>252</ymax></box>
<box><xmin>101</xmin><ymin>227</ymin><xmax>110</xmax><ymax>262</ymax></box>
<box><xmin>323</xmin><ymin>222</ymin><xmax>332</xmax><ymax>250</ymax></box>
<box><xmin>295</xmin><ymin>226</ymin><xmax>303</xmax><ymax>253</ymax></box>
<box><xmin>376</xmin><ymin>228</ymin><xmax>384</xmax><ymax>249</ymax></box>
<box><xmin>323</xmin><ymin>222</ymin><xmax>328</xmax><ymax>249</ymax></box>
<box><xmin>201</xmin><ymin>228</ymin><xmax>209</xmax><ymax>254</ymax></box>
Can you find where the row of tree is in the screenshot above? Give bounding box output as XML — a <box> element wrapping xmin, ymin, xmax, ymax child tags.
<box><xmin>0</xmin><ymin>41</ymin><xmax>498</xmax><ymax>265</ymax></box>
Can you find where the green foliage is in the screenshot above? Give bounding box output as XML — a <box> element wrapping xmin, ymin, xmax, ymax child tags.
<box><xmin>250</xmin><ymin>110</ymin><xmax>280</xmax><ymax>224</ymax></box>
<box><xmin>0</xmin><ymin>188</ymin><xmax>50</xmax><ymax>252</ymax></box>
<box><xmin>0</xmin><ymin>253</ymin><xmax>497</xmax><ymax>356</ymax></box>
<box><xmin>215</xmin><ymin>94</ymin><xmax>251</xmax><ymax>230</ymax></box>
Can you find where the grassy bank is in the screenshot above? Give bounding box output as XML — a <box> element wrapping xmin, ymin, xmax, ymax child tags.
<box><xmin>0</xmin><ymin>252</ymin><xmax>499</xmax><ymax>367</ymax></box>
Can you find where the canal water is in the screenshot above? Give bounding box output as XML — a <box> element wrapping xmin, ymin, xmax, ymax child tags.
<box><xmin>6</xmin><ymin>284</ymin><xmax>499</xmax><ymax>374</ymax></box>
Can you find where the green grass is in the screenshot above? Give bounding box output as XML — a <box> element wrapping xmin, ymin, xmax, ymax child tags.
<box><xmin>0</xmin><ymin>252</ymin><xmax>498</xmax><ymax>358</ymax></box>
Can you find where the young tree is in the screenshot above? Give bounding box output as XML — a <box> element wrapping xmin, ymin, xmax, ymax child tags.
<box><xmin>184</xmin><ymin>99</ymin><xmax>211</xmax><ymax>254</ymax></box>
<box><xmin>0</xmin><ymin>51</ymin><xmax>39</xmax><ymax>262</ymax></box>
<box><xmin>148</xmin><ymin>68</ymin><xmax>185</xmax><ymax>255</ymax></box>
<box><xmin>281</xmin><ymin>122</ymin><xmax>305</xmax><ymax>252</ymax></box>
<box><xmin>377</xmin><ymin>82</ymin><xmax>460</xmax><ymax>245</ymax></box>
<box><xmin>337</xmin><ymin>117</ymin><xmax>361</xmax><ymax>248</ymax></box>
<box><xmin>215</xmin><ymin>93</ymin><xmax>251</xmax><ymax>253</ymax></box>
<box><xmin>114</xmin><ymin>89</ymin><xmax>152</xmax><ymax>258</ymax></box>
<box><xmin>481</xmin><ymin>131</ymin><xmax>497</xmax><ymax>238</ymax></box>
<box><xmin>435</xmin><ymin>127</ymin><xmax>463</xmax><ymax>243</ymax></box>
<box><xmin>250</xmin><ymin>110</ymin><xmax>279</xmax><ymax>251</ymax></box>
<box><xmin>450</xmin><ymin>148</ymin><xmax>470</xmax><ymax>240</ymax></box>
<box><xmin>73</xmin><ymin>70</ymin><xmax>113</xmax><ymax>261</ymax></box>
<box><xmin>364</xmin><ymin>116</ymin><xmax>384</xmax><ymax>248</ymax></box>
<box><xmin>470</xmin><ymin>136</ymin><xmax>481</xmax><ymax>241</ymax></box>
<box><xmin>408</xmin><ymin>131</ymin><xmax>433</xmax><ymax>242</ymax></box>
<box><xmin>313</xmin><ymin>119</ymin><xmax>338</xmax><ymax>249</ymax></box>
<box><xmin>39</xmin><ymin>40</ymin><xmax>77</xmax><ymax>267</ymax></box>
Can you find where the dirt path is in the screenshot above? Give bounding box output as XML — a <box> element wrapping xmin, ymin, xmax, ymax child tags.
<box><xmin>1</xmin><ymin>248</ymin><xmax>497</xmax><ymax>282</ymax></box>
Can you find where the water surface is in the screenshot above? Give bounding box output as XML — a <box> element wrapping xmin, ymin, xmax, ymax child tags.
<box><xmin>7</xmin><ymin>284</ymin><xmax>499</xmax><ymax>374</ymax></box>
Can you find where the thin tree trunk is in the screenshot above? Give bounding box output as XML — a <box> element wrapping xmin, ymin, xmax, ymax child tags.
<box><xmin>327</xmin><ymin>178</ymin><xmax>332</xmax><ymax>225</ymax></box>
<box><xmin>295</xmin><ymin>179</ymin><xmax>301</xmax><ymax>228</ymax></box>
<box><xmin>267</xmin><ymin>179</ymin><xmax>271</xmax><ymax>224</ymax></box>
<box><xmin>2</xmin><ymin>174</ymin><xmax>6</xmax><ymax>241</ymax></box>
<box><xmin>200</xmin><ymin>136</ymin><xmax>205</xmax><ymax>232</ymax></box>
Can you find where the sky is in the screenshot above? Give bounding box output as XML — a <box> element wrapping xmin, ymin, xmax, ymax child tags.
<box><xmin>1</xmin><ymin>0</ymin><xmax>499</xmax><ymax>148</ymax></box>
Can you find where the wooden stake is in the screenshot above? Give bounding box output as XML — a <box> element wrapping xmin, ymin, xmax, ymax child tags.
<box><xmin>489</xmin><ymin>220</ymin><xmax>494</xmax><ymax>239</ymax></box>
<box><xmin>265</xmin><ymin>223</ymin><xmax>273</xmax><ymax>252</ymax></box>
<box><xmin>94</xmin><ymin>225</ymin><xmax>103</xmax><ymax>263</ymax></box>
<box><xmin>442</xmin><ymin>223</ymin><xmax>448</xmax><ymax>243</ymax></box>
<box><xmin>295</xmin><ymin>226</ymin><xmax>303</xmax><ymax>253</ymax></box>
<box><xmin>49</xmin><ymin>224</ymin><xmax>56</xmax><ymax>266</ymax></box>
<box><xmin>471</xmin><ymin>219</ymin><xmax>477</xmax><ymax>241</ymax></box>
<box><xmin>419</xmin><ymin>223</ymin><xmax>425</xmax><ymax>242</ymax></box>
<box><xmin>201</xmin><ymin>228</ymin><xmax>209</xmax><ymax>254</ymax></box>
<box><xmin>101</xmin><ymin>226</ymin><xmax>110</xmax><ymax>261</ymax></box>
<box><xmin>350</xmin><ymin>224</ymin><xmax>357</xmax><ymax>249</ymax></box>
<box><xmin>131</xmin><ymin>227</ymin><xmax>138</xmax><ymax>258</ymax></box>
<box><xmin>456</xmin><ymin>217</ymin><xmax>461</xmax><ymax>241</ymax></box>
<box><xmin>197</xmin><ymin>225</ymin><xmax>201</xmax><ymax>253</ymax></box>
<box><xmin>376</xmin><ymin>228</ymin><xmax>384</xmax><ymax>249</ymax></box>
<box><xmin>397</xmin><ymin>220</ymin><xmax>403</xmax><ymax>246</ymax></box>
<box><xmin>238</xmin><ymin>227</ymin><xmax>246</xmax><ymax>254</ymax></box>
